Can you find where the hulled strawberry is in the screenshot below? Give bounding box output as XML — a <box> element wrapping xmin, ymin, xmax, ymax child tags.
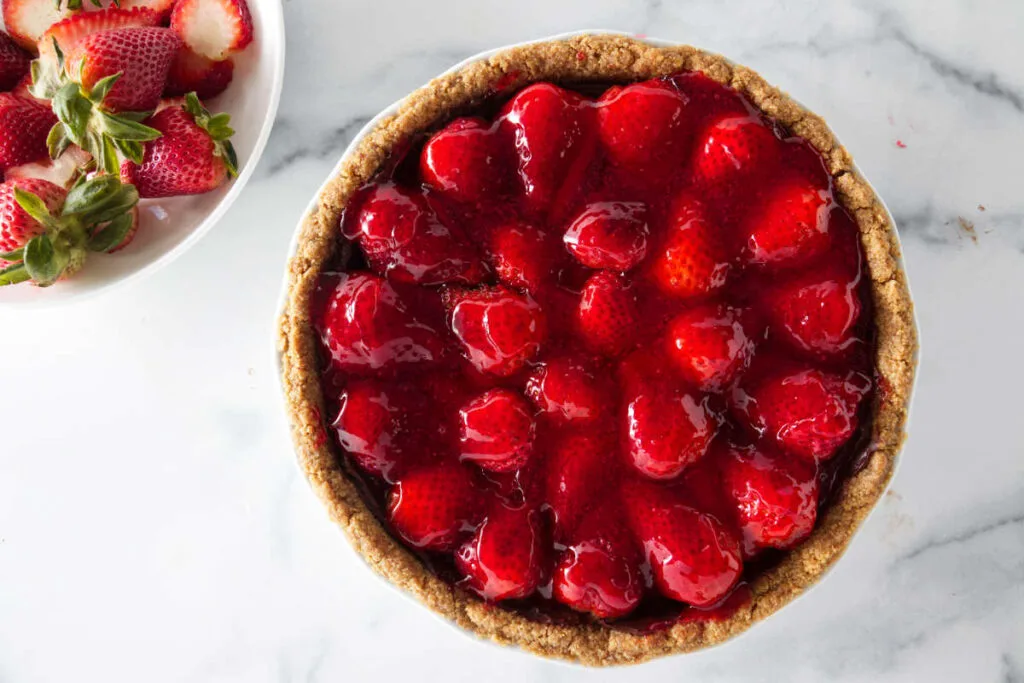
<box><xmin>314</xmin><ymin>272</ymin><xmax>444</xmax><ymax>376</ymax></box>
<box><xmin>597</xmin><ymin>79</ymin><xmax>692</xmax><ymax>184</ymax></box>
<box><xmin>121</xmin><ymin>93</ymin><xmax>238</xmax><ymax>197</ymax></box>
<box><xmin>171</xmin><ymin>0</ymin><xmax>254</xmax><ymax>61</ymax></box>
<box><xmin>563</xmin><ymin>201</ymin><xmax>649</xmax><ymax>271</ymax></box>
<box><xmin>553</xmin><ymin>503</ymin><xmax>643</xmax><ymax>619</ymax></box>
<box><xmin>486</xmin><ymin>219</ymin><xmax>558</xmax><ymax>293</ymax></box>
<box><xmin>165</xmin><ymin>45</ymin><xmax>234</xmax><ymax>100</ymax></box>
<box><xmin>0</xmin><ymin>30</ymin><xmax>30</xmax><ymax>90</ymax></box>
<box><xmin>733</xmin><ymin>363</ymin><xmax>871</xmax><ymax>461</ymax></box>
<box><xmin>2</xmin><ymin>0</ymin><xmax>73</xmax><ymax>50</ymax></box>
<box><xmin>622</xmin><ymin>479</ymin><xmax>743</xmax><ymax>607</ymax></box>
<box><xmin>458</xmin><ymin>389</ymin><xmax>536</xmax><ymax>472</ymax></box>
<box><xmin>624</xmin><ymin>383</ymin><xmax>719</xmax><ymax>480</ymax></box>
<box><xmin>576</xmin><ymin>271</ymin><xmax>639</xmax><ymax>357</ymax></box>
<box><xmin>344</xmin><ymin>182</ymin><xmax>486</xmax><ymax>285</ymax></box>
<box><xmin>387</xmin><ymin>462</ymin><xmax>483</xmax><ymax>551</ymax></box>
<box><xmin>691</xmin><ymin>114</ymin><xmax>780</xmax><ymax>192</ymax></box>
<box><xmin>0</xmin><ymin>93</ymin><xmax>55</xmax><ymax>173</ymax></box>
<box><xmin>444</xmin><ymin>285</ymin><xmax>546</xmax><ymax>377</ymax></box>
<box><xmin>665</xmin><ymin>304</ymin><xmax>757</xmax><ymax>391</ymax></box>
<box><xmin>719</xmin><ymin>443</ymin><xmax>819</xmax><ymax>556</ymax></box>
<box><xmin>0</xmin><ymin>174</ymin><xmax>139</xmax><ymax>286</ymax></box>
<box><xmin>646</xmin><ymin>194</ymin><xmax>732</xmax><ymax>299</ymax></box>
<box><xmin>420</xmin><ymin>116</ymin><xmax>511</xmax><ymax>206</ymax></box>
<box><xmin>524</xmin><ymin>355</ymin><xmax>611</xmax><ymax>424</ymax></box>
<box><xmin>498</xmin><ymin>83</ymin><xmax>597</xmax><ymax>220</ymax></box>
<box><xmin>456</xmin><ymin>503</ymin><xmax>546</xmax><ymax>601</ymax></box>
<box><xmin>544</xmin><ymin>429</ymin><xmax>614</xmax><ymax>539</ymax></box>
<box><xmin>739</xmin><ymin>176</ymin><xmax>833</xmax><ymax>269</ymax></box>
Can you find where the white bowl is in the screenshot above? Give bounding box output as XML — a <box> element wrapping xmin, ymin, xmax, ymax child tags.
<box><xmin>0</xmin><ymin>0</ymin><xmax>285</xmax><ymax>308</ymax></box>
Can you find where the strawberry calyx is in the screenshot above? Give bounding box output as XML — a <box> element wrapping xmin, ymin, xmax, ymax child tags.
<box><xmin>181</xmin><ymin>91</ymin><xmax>238</xmax><ymax>177</ymax></box>
<box><xmin>0</xmin><ymin>174</ymin><xmax>139</xmax><ymax>286</ymax></box>
<box><xmin>59</xmin><ymin>0</ymin><xmax>120</xmax><ymax>8</ymax></box>
<box><xmin>30</xmin><ymin>39</ymin><xmax>162</xmax><ymax>174</ymax></box>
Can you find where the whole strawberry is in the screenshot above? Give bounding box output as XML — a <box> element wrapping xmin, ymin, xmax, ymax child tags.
<box><xmin>458</xmin><ymin>389</ymin><xmax>536</xmax><ymax>472</ymax></box>
<box><xmin>444</xmin><ymin>285</ymin><xmax>547</xmax><ymax>377</ymax></box>
<box><xmin>543</xmin><ymin>428</ymin><xmax>617</xmax><ymax>540</ymax></box>
<box><xmin>456</xmin><ymin>503</ymin><xmax>546</xmax><ymax>601</ymax></box>
<box><xmin>563</xmin><ymin>201</ymin><xmax>649</xmax><ymax>271</ymax></box>
<box><xmin>0</xmin><ymin>93</ymin><xmax>56</xmax><ymax>174</ymax></box>
<box><xmin>387</xmin><ymin>462</ymin><xmax>483</xmax><ymax>551</ymax></box>
<box><xmin>121</xmin><ymin>93</ymin><xmax>238</xmax><ymax>197</ymax></box>
<box><xmin>576</xmin><ymin>271</ymin><xmax>639</xmax><ymax>357</ymax></box>
<box><xmin>524</xmin><ymin>355</ymin><xmax>611</xmax><ymax>424</ymax></box>
<box><xmin>0</xmin><ymin>30</ymin><xmax>30</xmax><ymax>91</ymax></box>
<box><xmin>624</xmin><ymin>383</ymin><xmax>719</xmax><ymax>480</ymax></box>
<box><xmin>646</xmin><ymin>194</ymin><xmax>733</xmax><ymax>300</ymax></box>
<box><xmin>665</xmin><ymin>304</ymin><xmax>757</xmax><ymax>391</ymax></box>
<box><xmin>421</xmin><ymin>116</ymin><xmax>511</xmax><ymax>205</ymax></box>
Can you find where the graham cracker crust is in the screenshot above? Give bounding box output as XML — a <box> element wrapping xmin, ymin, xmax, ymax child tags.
<box><xmin>277</xmin><ymin>34</ymin><xmax>918</xmax><ymax>666</ymax></box>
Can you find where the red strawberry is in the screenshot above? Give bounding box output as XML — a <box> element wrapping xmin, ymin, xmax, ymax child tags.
<box><xmin>0</xmin><ymin>177</ymin><xmax>65</xmax><ymax>267</ymax></box>
<box><xmin>83</xmin><ymin>0</ymin><xmax>177</xmax><ymax>21</ymax></box>
<box><xmin>0</xmin><ymin>93</ymin><xmax>56</xmax><ymax>173</ymax></box>
<box><xmin>487</xmin><ymin>219</ymin><xmax>557</xmax><ymax>293</ymax></box>
<box><xmin>563</xmin><ymin>201</ymin><xmax>649</xmax><ymax>271</ymax></box>
<box><xmin>498</xmin><ymin>83</ymin><xmax>597</xmax><ymax>220</ymax></box>
<box><xmin>544</xmin><ymin>429</ymin><xmax>614</xmax><ymax>539</ymax></box>
<box><xmin>577</xmin><ymin>271</ymin><xmax>639</xmax><ymax>357</ymax></box>
<box><xmin>624</xmin><ymin>383</ymin><xmax>719</xmax><ymax>480</ymax></box>
<box><xmin>420</xmin><ymin>116</ymin><xmax>511</xmax><ymax>205</ymax></box>
<box><xmin>597</xmin><ymin>79</ymin><xmax>692</xmax><ymax>183</ymax></box>
<box><xmin>553</xmin><ymin>503</ymin><xmax>643</xmax><ymax>619</ymax></box>
<box><xmin>456</xmin><ymin>503</ymin><xmax>546</xmax><ymax>600</ymax></box>
<box><xmin>314</xmin><ymin>272</ymin><xmax>444</xmax><ymax>376</ymax></box>
<box><xmin>2</xmin><ymin>0</ymin><xmax>72</xmax><ymax>50</ymax></box>
<box><xmin>345</xmin><ymin>182</ymin><xmax>486</xmax><ymax>285</ymax></box>
<box><xmin>121</xmin><ymin>94</ymin><xmax>238</xmax><ymax>197</ymax></box>
<box><xmin>691</xmin><ymin>114</ymin><xmax>781</xmax><ymax>190</ymax></box>
<box><xmin>524</xmin><ymin>355</ymin><xmax>611</xmax><ymax>424</ymax></box>
<box><xmin>665</xmin><ymin>304</ymin><xmax>756</xmax><ymax>391</ymax></box>
<box><xmin>719</xmin><ymin>443</ymin><xmax>819</xmax><ymax>556</ymax></box>
<box><xmin>0</xmin><ymin>30</ymin><xmax>30</xmax><ymax>90</ymax></box>
<box><xmin>10</xmin><ymin>71</ymin><xmax>40</xmax><ymax>101</ymax></box>
<box><xmin>670</xmin><ymin>71</ymin><xmax>751</xmax><ymax>127</ymax></box>
<box><xmin>165</xmin><ymin>45</ymin><xmax>235</xmax><ymax>100</ymax></box>
<box><xmin>622</xmin><ymin>479</ymin><xmax>743</xmax><ymax>607</ymax></box>
<box><xmin>646</xmin><ymin>194</ymin><xmax>732</xmax><ymax>299</ymax></box>
<box><xmin>765</xmin><ymin>264</ymin><xmax>863</xmax><ymax>357</ymax></box>
<box><xmin>39</xmin><ymin>7</ymin><xmax>160</xmax><ymax>66</ymax></box>
<box><xmin>333</xmin><ymin>379</ymin><xmax>428</xmax><ymax>481</ymax></box>
<box><xmin>444</xmin><ymin>286</ymin><xmax>546</xmax><ymax>377</ymax></box>
<box><xmin>458</xmin><ymin>389</ymin><xmax>536</xmax><ymax>472</ymax></box>
<box><xmin>171</xmin><ymin>0</ymin><xmax>254</xmax><ymax>61</ymax></box>
<box><xmin>740</xmin><ymin>177</ymin><xmax>833</xmax><ymax>269</ymax></box>
<box><xmin>387</xmin><ymin>462</ymin><xmax>482</xmax><ymax>551</ymax></box>
<box><xmin>733</xmin><ymin>364</ymin><xmax>871</xmax><ymax>461</ymax></box>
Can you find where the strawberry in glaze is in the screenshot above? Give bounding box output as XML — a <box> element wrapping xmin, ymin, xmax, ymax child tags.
<box><xmin>458</xmin><ymin>389</ymin><xmax>536</xmax><ymax>472</ymax></box>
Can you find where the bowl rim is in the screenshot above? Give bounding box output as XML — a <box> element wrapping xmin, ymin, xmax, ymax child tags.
<box><xmin>273</xmin><ymin>29</ymin><xmax>920</xmax><ymax>666</ymax></box>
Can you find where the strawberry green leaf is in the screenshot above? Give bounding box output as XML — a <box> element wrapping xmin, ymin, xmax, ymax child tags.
<box><xmin>52</xmin><ymin>83</ymin><xmax>93</xmax><ymax>145</ymax></box>
<box><xmin>0</xmin><ymin>248</ymin><xmax>25</xmax><ymax>262</ymax></box>
<box><xmin>0</xmin><ymin>263</ymin><xmax>31</xmax><ymax>287</ymax></box>
<box><xmin>113</xmin><ymin>138</ymin><xmax>145</xmax><ymax>165</ymax></box>
<box><xmin>97</xmin><ymin>112</ymin><xmax>162</xmax><ymax>142</ymax></box>
<box><xmin>182</xmin><ymin>92</ymin><xmax>239</xmax><ymax>178</ymax></box>
<box><xmin>89</xmin><ymin>73</ymin><xmax>122</xmax><ymax>105</ymax></box>
<box><xmin>23</xmin><ymin>235</ymin><xmax>68</xmax><ymax>287</ymax></box>
<box><xmin>88</xmin><ymin>212</ymin><xmax>134</xmax><ymax>253</ymax></box>
<box><xmin>13</xmin><ymin>189</ymin><xmax>56</xmax><ymax>225</ymax></box>
<box><xmin>117</xmin><ymin>111</ymin><xmax>154</xmax><ymax>123</ymax></box>
<box><xmin>64</xmin><ymin>175</ymin><xmax>120</xmax><ymax>215</ymax></box>
<box><xmin>47</xmin><ymin>124</ymin><xmax>72</xmax><ymax>160</ymax></box>
<box><xmin>100</xmin><ymin>136</ymin><xmax>120</xmax><ymax>175</ymax></box>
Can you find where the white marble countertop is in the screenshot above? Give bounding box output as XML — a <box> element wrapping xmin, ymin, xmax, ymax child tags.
<box><xmin>2</xmin><ymin>1</ymin><xmax>1022</xmax><ymax>681</ymax></box>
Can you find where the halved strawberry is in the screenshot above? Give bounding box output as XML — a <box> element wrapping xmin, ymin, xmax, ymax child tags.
<box><xmin>171</xmin><ymin>0</ymin><xmax>253</xmax><ymax>61</ymax></box>
<box><xmin>458</xmin><ymin>388</ymin><xmax>536</xmax><ymax>473</ymax></box>
<box><xmin>387</xmin><ymin>462</ymin><xmax>483</xmax><ymax>551</ymax></box>
<box><xmin>624</xmin><ymin>382</ymin><xmax>719</xmax><ymax>480</ymax></box>
<box><xmin>576</xmin><ymin>270</ymin><xmax>639</xmax><ymax>357</ymax></box>
<box><xmin>456</xmin><ymin>503</ymin><xmax>546</xmax><ymax>601</ymax></box>
<box><xmin>646</xmin><ymin>194</ymin><xmax>732</xmax><ymax>300</ymax></box>
<box><xmin>0</xmin><ymin>92</ymin><xmax>56</xmax><ymax>173</ymax></box>
<box><xmin>665</xmin><ymin>304</ymin><xmax>756</xmax><ymax>391</ymax></box>
<box><xmin>420</xmin><ymin>116</ymin><xmax>511</xmax><ymax>206</ymax></box>
<box><xmin>524</xmin><ymin>355</ymin><xmax>611</xmax><ymax>424</ymax></box>
<box><xmin>165</xmin><ymin>45</ymin><xmax>234</xmax><ymax>100</ymax></box>
<box><xmin>0</xmin><ymin>29</ymin><xmax>30</xmax><ymax>90</ymax></box>
<box><xmin>739</xmin><ymin>176</ymin><xmax>833</xmax><ymax>270</ymax></box>
<box><xmin>443</xmin><ymin>285</ymin><xmax>546</xmax><ymax>377</ymax></box>
<box><xmin>2</xmin><ymin>0</ymin><xmax>72</xmax><ymax>51</ymax></box>
<box><xmin>563</xmin><ymin>201</ymin><xmax>649</xmax><ymax>271</ymax></box>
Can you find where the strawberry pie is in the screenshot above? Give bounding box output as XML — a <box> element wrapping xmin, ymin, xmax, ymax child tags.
<box><xmin>280</xmin><ymin>35</ymin><xmax>917</xmax><ymax>665</ymax></box>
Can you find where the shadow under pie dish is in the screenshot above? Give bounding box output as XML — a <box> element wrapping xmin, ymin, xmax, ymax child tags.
<box><xmin>277</xmin><ymin>32</ymin><xmax>918</xmax><ymax>665</ymax></box>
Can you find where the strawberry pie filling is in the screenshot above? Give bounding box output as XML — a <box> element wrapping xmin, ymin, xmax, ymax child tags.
<box><xmin>311</xmin><ymin>72</ymin><xmax>876</xmax><ymax>626</ymax></box>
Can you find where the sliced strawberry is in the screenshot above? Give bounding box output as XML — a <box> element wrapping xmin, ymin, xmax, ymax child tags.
<box><xmin>344</xmin><ymin>182</ymin><xmax>486</xmax><ymax>286</ymax></box>
<box><xmin>596</xmin><ymin>79</ymin><xmax>693</xmax><ymax>184</ymax></box>
<box><xmin>333</xmin><ymin>379</ymin><xmax>429</xmax><ymax>481</ymax></box>
<box><xmin>765</xmin><ymin>263</ymin><xmax>863</xmax><ymax>357</ymax></box>
<box><xmin>524</xmin><ymin>355</ymin><xmax>611</xmax><ymax>424</ymax></box>
<box><xmin>0</xmin><ymin>93</ymin><xmax>55</xmax><ymax>173</ymax></box>
<box><xmin>563</xmin><ymin>201</ymin><xmax>649</xmax><ymax>271</ymax></box>
<box><xmin>553</xmin><ymin>503</ymin><xmax>643</xmax><ymax>619</ymax></box>
<box><xmin>387</xmin><ymin>462</ymin><xmax>483</xmax><ymax>551</ymax></box>
<box><xmin>665</xmin><ymin>304</ymin><xmax>756</xmax><ymax>391</ymax></box>
<box><xmin>456</xmin><ymin>503</ymin><xmax>546</xmax><ymax>601</ymax></box>
<box><xmin>171</xmin><ymin>0</ymin><xmax>253</xmax><ymax>61</ymax></box>
<box><xmin>0</xmin><ymin>30</ymin><xmax>30</xmax><ymax>90</ymax></box>
<box><xmin>314</xmin><ymin>272</ymin><xmax>444</xmax><ymax>376</ymax></box>
<box><xmin>622</xmin><ymin>479</ymin><xmax>743</xmax><ymax>607</ymax></box>
<box><xmin>733</xmin><ymin>363</ymin><xmax>871</xmax><ymax>461</ymax></box>
<box><xmin>691</xmin><ymin>114</ymin><xmax>781</xmax><ymax>191</ymax></box>
<box><xmin>576</xmin><ymin>270</ymin><xmax>639</xmax><ymax>357</ymax></box>
<box><xmin>719</xmin><ymin>443</ymin><xmax>819</xmax><ymax>556</ymax></box>
<box><xmin>420</xmin><ymin>116</ymin><xmax>511</xmax><ymax>206</ymax></box>
<box><xmin>165</xmin><ymin>45</ymin><xmax>234</xmax><ymax>100</ymax></box>
<box><xmin>740</xmin><ymin>176</ymin><xmax>833</xmax><ymax>269</ymax></box>
<box><xmin>443</xmin><ymin>285</ymin><xmax>546</xmax><ymax>377</ymax></box>
<box><xmin>487</xmin><ymin>219</ymin><xmax>557</xmax><ymax>293</ymax></box>
<box><xmin>498</xmin><ymin>82</ymin><xmax>597</xmax><ymax>220</ymax></box>
<box><xmin>2</xmin><ymin>0</ymin><xmax>73</xmax><ymax>51</ymax></box>
<box><xmin>624</xmin><ymin>383</ymin><xmax>719</xmax><ymax>480</ymax></box>
<box><xmin>458</xmin><ymin>389</ymin><xmax>536</xmax><ymax>473</ymax></box>
<box><xmin>544</xmin><ymin>429</ymin><xmax>615</xmax><ymax>540</ymax></box>
<box><xmin>646</xmin><ymin>194</ymin><xmax>732</xmax><ymax>300</ymax></box>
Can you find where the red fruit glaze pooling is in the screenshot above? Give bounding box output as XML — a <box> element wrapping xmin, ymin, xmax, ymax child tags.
<box><xmin>312</xmin><ymin>71</ymin><xmax>876</xmax><ymax>626</ymax></box>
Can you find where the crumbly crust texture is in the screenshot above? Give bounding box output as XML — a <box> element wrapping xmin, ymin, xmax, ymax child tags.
<box><xmin>277</xmin><ymin>34</ymin><xmax>918</xmax><ymax>666</ymax></box>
